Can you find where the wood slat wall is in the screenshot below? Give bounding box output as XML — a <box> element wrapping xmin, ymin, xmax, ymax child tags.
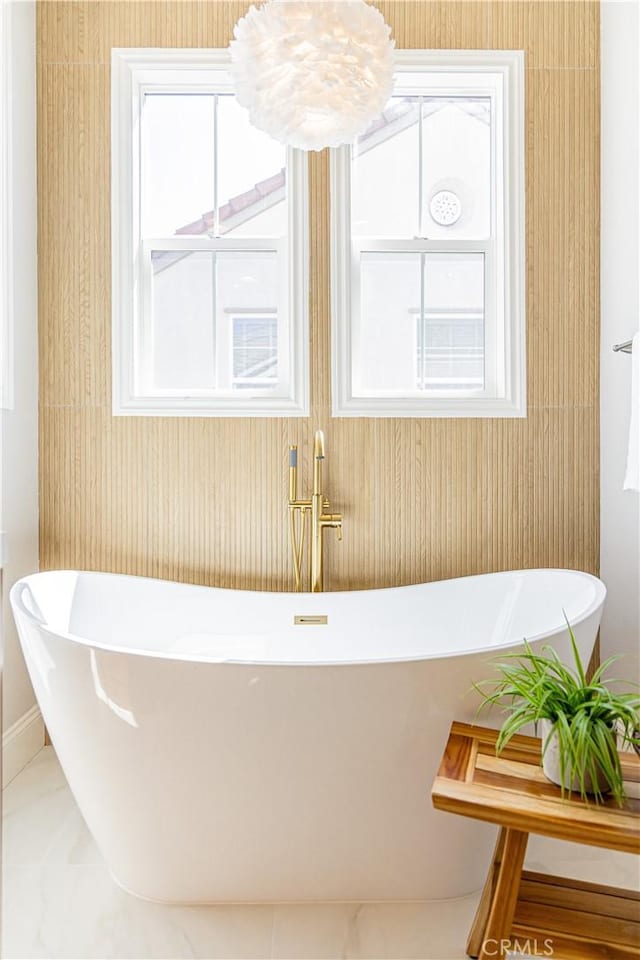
<box><xmin>37</xmin><ymin>0</ymin><xmax>600</xmax><ymax>593</ymax></box>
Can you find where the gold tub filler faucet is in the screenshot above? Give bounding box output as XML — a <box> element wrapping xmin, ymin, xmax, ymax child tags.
<box><xmin>288</xmin><ymin>430</ymin><xmax>343</xmax><ymax>593</ymax></box>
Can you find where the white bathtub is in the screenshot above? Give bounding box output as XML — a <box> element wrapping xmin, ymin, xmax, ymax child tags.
<box><xmin>11</xmin><ymin>568</ymin><xmax>605</xmax><ymax>904</ymax></box>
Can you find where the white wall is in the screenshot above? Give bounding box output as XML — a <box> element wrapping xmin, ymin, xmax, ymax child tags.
<box><xmin>1</xmin><ymin>0</ymin><xmax>39</xmax><ymax>742</ymax></box>
<box><xmin>600</xmin><ymin>0</ymin><xmax>640</xmax><ymax>678</ymax></box>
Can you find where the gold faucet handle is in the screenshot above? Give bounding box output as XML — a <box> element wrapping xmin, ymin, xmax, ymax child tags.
<box><xmin>321</xmin><ymin>513</ymin><xmax>343</xmax><ymax>542</ymax></box>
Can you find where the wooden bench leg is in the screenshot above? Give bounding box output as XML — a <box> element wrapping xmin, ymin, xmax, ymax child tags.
<box><xmin>467</xmin><ymin>829</ymin><xmax>506</xmax><ymax>958</ymax></box>
<box><xmin>467</xmin><ymin>827</ymin><xmax>529</xmax><ymax>960</ymax></box>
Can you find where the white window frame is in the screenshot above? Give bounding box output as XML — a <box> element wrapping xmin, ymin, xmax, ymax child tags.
<box><xmin>331</xmin><ymin>50</ymin><xmax>525</xmax><ymax>418</ymax></box>
<box><xmin>111</xmin><ymin>49</ymin><xmax>309</xmax><ymax>417</ymax></box>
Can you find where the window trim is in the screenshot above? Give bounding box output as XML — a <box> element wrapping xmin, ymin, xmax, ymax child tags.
<box><xmin>330</xmin><ymin>49</ymin><xmax>525</xmax><ymax>418</ymax></box>
<box><xmin>111</xmin><ymin>48</ymin><xmax>309</xmax><ymax>417</ymax></box>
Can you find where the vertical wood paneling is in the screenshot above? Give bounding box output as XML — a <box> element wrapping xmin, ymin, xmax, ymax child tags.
<box><xmin>38</xmin><ymin>1</ymin><xmax>600</xmax><ymax>593</ymax></box>
<box><xmin>489</xmin><ymin>0</ymin><xmax>599</xmax><ymax>68</ymax></box>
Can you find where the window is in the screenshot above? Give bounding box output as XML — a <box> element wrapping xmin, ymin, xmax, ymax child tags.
<box><xmin>331</xmin><ymin>51</ymin><xmax>525</xmax><ymax>417</ymax></box>
<box><xmin>111</xmin><ymin>50</ymin><xmax>308</xmax><ymax>416</ymax></box>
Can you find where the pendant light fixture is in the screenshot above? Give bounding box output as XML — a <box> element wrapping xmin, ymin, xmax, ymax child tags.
<box><xmin>230</xmin><ymin>0</ymin><xmax>395</xmax><ymax>151</ymax></box>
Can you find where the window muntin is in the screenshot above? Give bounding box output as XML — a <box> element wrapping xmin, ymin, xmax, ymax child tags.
<box><xmin>111</xmin><ymin>51</ymin><xmax>308</xmax><ymax>416</ymax></box>
<box><xmin>331</xmin><ymin>52</ymin><xmax>524</xmax><ymax>418</ymax></box>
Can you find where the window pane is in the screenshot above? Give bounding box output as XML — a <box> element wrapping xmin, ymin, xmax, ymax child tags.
<box><xmin>420</xmin><ymin>253</ymin><xmax>485</xmax><ymax>391</ymax></box>
<box><xmin>351</xmin><ymin>93</ymin><xmax>491</xmax><ymax>239</ymax></box>
<box><xmin>151</xmin><ymin>250</ymin><xmax>216</xmax><ymax>389</ymax></box>
<box><xmin>354</xmin><ymin>252</ymin><xmax>421</xmax><ymax>394</ymax></box>
<box><xmin>354</xmin><ymin>251</ymin><xmax>484</xmax><ymax>396</ymax></box>
<box><xmin>150</xmin><ymin>250</ymin><xmax>280</xmax><ymax>392</ymax></box>
<box><xmin>142</xmin><ymin>94</ymin><xmax>287</xmax><ymax>240</ymax></box>
<box><xmin>422</xmin><ymin>98</ymin><xmax>491</xmax><ymax>240</ymax></box>
<box><xmin>352</xmin><ymin>99</ymin><xmax>420</xmax><ymax>238</ymax></box>
<box><xmin>143</xmin><ymin>95</ymin><xmax>216</xmax><ymax>238</ymax></box>
<box><xmin>217</xmin><ymin>96</ymin><xmax>287</xmax><ymax>238</ymax></box>
<box><xmin>215</xmin><ymin>251</ymin><xmax>280</xmax><ymax>391</ymax></box>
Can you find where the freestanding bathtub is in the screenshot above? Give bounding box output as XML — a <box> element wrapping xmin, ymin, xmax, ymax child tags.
<box><xmin>11</xmin><ymin>568</ymin><xmax>605</xmax><ymax>904</ymax></box>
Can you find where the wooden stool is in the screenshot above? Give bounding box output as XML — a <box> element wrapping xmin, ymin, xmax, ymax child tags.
<box><xmin>431</xmin><ymin>722</ymin><xmax>640</xmax><ymax>960</ymax></box>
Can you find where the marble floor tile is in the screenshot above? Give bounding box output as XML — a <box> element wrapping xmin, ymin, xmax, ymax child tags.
<box><xmin>41</xmin><ymin>803</ymin><xmax>103</xmax><ymax>867</ymax></box>
<box><xmin>4</xmin><ymin>863</ymin><xmax>275</xmax><ymax>960</ymax></box>
<box><xmin>351</xmin><ymin>898</ymin><xmax>478</xmax><ymax>960</ymax></box>
<box><xmin>3</xmin><ymin>748</ymin><xmax>78</xmax><ymax>866</ymax></box>
<box><xmin>3</xmin><ymin>747</ymin><xmax>638</xmax><ymax>960</ymax></box>
<box><xmin>271</xmin><ymin>902</ymin><xmax>365</xmax><ymax>960</ymax></box>
<box><xmin>270</xmin><ymin>898</ymin><xmax>479</xmax><ymax>959</ymax></box>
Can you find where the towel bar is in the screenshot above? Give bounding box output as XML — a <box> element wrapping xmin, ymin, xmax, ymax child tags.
<box><xmin>613</xmin><ymin>339</ymin><xmax>633</xmax><ymax>354</ymax></box>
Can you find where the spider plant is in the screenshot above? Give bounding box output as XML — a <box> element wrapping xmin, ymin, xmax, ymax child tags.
<box><xmin>474</xmin><ymin>621</ymin><xmax>640</xmax><ymax>805</ymax></box>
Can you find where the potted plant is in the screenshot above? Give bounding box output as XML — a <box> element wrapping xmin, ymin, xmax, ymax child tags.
<box><xmin>474</xmin><ymin>621</ymin><xmax>640</xmax><ymax>805</ymax></box>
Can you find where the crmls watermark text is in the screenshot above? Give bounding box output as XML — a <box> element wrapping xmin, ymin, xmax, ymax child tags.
<box><xmin>480</xmin><ymin>937</ymin><xmax>554</xmax><ymax>957</ymax></box>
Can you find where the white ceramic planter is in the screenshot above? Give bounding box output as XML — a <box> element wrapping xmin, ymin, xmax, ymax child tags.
<box><xmin>540</xmin><ymin>718</ymin><xmax>611</xmax><ymax>795</ymax></box>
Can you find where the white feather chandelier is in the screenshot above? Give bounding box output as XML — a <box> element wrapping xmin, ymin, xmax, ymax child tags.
<box><xmin>229</xmin><ymin>0</ymin><xmax>395</xmax><ymax>151</ymax></box>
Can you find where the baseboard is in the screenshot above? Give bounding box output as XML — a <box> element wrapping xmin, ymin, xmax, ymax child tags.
<box><xmin>2</xmin><ymin>704</ymin><xmax>45</xmax><ymax>787</ymax></box>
